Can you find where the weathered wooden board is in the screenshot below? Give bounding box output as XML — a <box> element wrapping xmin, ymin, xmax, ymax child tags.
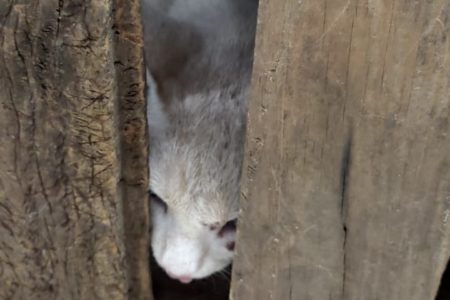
<box><xmin>0</xmin><ymin>0</ymin><xmax>150</xmax><ymax>299</ymax></box>
<box><xmin>231</xmin><ymin>1</ymin><xmax>450</xmax><ymax>300</ymax></box>
<box><xmin>114</xmin><ymin>0</ymin><xmax>152</xmax><ymax>298</ymax></box>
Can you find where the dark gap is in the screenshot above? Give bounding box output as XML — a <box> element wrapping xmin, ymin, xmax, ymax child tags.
<box><xmin>435</xmin><ymin>258</ymin><xmax>450</xmax><ymax>300</ymax></box>
<box><xmin>340</xmin><ymin>134</ymin><xmax>352</xmax><ymax>218</ymax></box>
<box><xmin>150</xmin><ymin>253</ymin><xmax>231</xmax><ymax>300</ymax></box>
<box><xmin>340</xmin><ymin>133</ymin><xmax>352</xmax><ymax>298</ymax></box>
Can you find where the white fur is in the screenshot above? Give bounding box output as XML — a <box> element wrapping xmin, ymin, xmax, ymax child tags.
<box><xmin>142</xmin><ymin>0</ymin><xmax>257</xmax><ymax>281</ymax></box>
<box><xmin>146</xmin><ymin>70</ymin><xmax>169</xmax><ymax>136</ymax></box>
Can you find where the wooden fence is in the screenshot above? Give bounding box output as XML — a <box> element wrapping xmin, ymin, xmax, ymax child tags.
<box><xmin>0</xmin><ymin>0</ymin><xmax>150</xmax><ymax>299</ymax></box>
<box><xmin>231</xmin><ymin>1</ymin><xmax>450</xmax><ymax>300</ymax></box>
<box><xmin>1</xmin><ymin>0</ymin><xmax>449</xmax><ymax>300</ymax></box>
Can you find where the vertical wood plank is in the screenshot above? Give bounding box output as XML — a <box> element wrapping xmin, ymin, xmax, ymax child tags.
<box><xmin>114</xmin><ymin>0</ymin><xmax>152</xmax><ymax>298</ymax></box>
<box><xmin>232</xmin><ymin>0</ymin><xmax>351</xmax><ymax>299</ymax></box>
<box><xmin>0</xmin><ymin>0</ymin><xmax>151</xmax><ymax>299</ymax></box>
<box><xmin>231</xmin><ymin>0</ymin><xmax>450</xmax><ymax>299</ymax></box>
<box><xmin>344</xmin><ymin>1</ymin><xmax>450</xmax><ymax>299</ymax></box>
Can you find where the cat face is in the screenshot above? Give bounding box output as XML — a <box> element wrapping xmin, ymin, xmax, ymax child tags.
<box><xmin>147</xmin><ymin>73</ymin><xmax>246</xmax><ymax>283</ymax></box>
<box><xmin>142</xmin><ymin>0</ymin><xmax>256</xmax><ymax>283</ymax></box>
<box><xmin>148</xmin><ymin>114</ymin><xmax>242</xmax><ymax>282</ymax></box>
<box><xmin>150</xmin><ymin>189</ymin><xmax>237</xmax><ymax>283</ymax></box>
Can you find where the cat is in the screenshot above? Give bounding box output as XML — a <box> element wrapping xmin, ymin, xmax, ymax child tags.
<box><xmin>141</xmin><ymin>0</ymin><xmax>258</xmax><ymax>284</ymax></box>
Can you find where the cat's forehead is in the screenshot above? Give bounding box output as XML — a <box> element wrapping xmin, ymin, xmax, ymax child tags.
<box><xmin>149</xmin><ymin>132</ymin><xmax>240</xmax><ymax>223</ymax></box>
<box><xmin>151</xmin><ymin>169</ymin><xmax>237</xmax><ymax>224</ymax></box>
<box><xmin>150</xmin><ymin>144</ymin><xmax>229</xmax><ymax>199</ymax></box>
<box><xmin>158</xmin><ymin>183</ymin><xmax>234</xmax><ymax>220</ymax></box>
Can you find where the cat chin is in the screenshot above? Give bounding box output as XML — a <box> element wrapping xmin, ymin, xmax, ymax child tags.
<box><xmin>153</xmin><ymin>256</ymin><xmax>231</xmax><ymax>282</ymax></box>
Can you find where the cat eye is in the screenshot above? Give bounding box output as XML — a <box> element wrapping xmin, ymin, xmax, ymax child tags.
<box><xmin>218</xmin><ymin>218</ymin><xmax>237</xmax><ymax>237</ymax></box>
<box><xmin>149</xmin><ymin>190</ymin><xmax>168</xmax><ymax>213</ymax></box>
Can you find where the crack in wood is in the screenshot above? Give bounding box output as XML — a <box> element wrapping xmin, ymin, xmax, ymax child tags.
<box><xmin>340</xmin><ymin>133</ymin><xmax>352</xmax><ymax>299</ymax></box>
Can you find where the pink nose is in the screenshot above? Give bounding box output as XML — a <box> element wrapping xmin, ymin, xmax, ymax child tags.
<box><xmin>166</xmin><ymin>271</ymin><xmax>193</xmax><ymax>284</ymax></box>
<box><xmin>178</xmin><ymin>276</ymin><xmax>193</xmax><ymax>284</ymax></box>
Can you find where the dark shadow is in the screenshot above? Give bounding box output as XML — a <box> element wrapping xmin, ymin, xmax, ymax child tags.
<box><xmin>150</xmin><ymin>254</ymin><xmax>231</xmax><ymax>300</ymax></box>
<box><xmin>435</xmin><ymin>258</ymin><xmax>450</xmax><ymax>300</ymax></box>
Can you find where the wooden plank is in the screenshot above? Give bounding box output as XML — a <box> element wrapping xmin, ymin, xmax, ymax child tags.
<box><xmin>231</xmin><ymin>1</ymin><xmax>350</xmax><ymax>299</ymax></box>
<box><xmin>114</xmin><ymin>0</ymin><xmax>152</xmax><ymax>298</ymax></box>
<box><xmin>0</xmin><ymin>0</ymin><xmax>151</xmax><ymax>299</ymax></box>
<box><xmin>344</xmin><ymin>1</ymin><xmax>450</xmax><ymax>299</ymax></box>
<box><xmin>231</xmin><ymin>1</ymin><xmax>450</xmax><ymax>300</ymax></box>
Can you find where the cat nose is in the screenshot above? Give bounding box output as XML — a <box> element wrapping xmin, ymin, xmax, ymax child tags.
<box><xmin>178</xmin><ymin>275</ymin><xmax>193</xmax><ymax>284</ymax></box>
<box><xmin>166</xmin><ymin>270</ymin><xmax>193</xmax><ymax>284</ymax></box>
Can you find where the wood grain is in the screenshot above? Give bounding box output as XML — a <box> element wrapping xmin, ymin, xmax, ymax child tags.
<box><xmin>0</xmin><ymin>0</ymin><xmax>150</xmax><ymax>299</ymax></box>
<box><xmin>231</xmin><ymin>1</ymin><xmax>450</xmax><ymax>299</ymax></box>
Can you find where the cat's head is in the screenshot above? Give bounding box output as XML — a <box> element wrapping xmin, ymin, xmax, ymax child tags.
<box><xmin>142</xmin><ymin>1</ymin><xmax>254</xmax><ymax>283</ymax></box>
<box><xmin>146</xmin><ymin>70</ymin><xmax>247</xmax><ymax>283</ymax></box>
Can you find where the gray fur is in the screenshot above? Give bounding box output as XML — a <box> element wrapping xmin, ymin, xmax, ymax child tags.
<box><xmin>141</xmin><ymin>0</ymin><xmax>257</xmax><ymax>280</ymax></box>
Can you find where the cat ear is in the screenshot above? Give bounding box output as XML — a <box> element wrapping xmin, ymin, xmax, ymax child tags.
<box><xmin>141</xmin><ymin>4</ymin><xmax>203</xmax><ymax>100</ymax></box>
<box><xmin>146</xmin><ymin>69</ymin><xmax>170</xmax><ymax>135</ymax></box>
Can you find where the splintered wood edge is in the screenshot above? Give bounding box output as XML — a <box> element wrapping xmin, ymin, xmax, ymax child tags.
<box><xmin>113</xmin><ymin>0</ymin><xmax>153</xmax><ymax>299</ymax></box>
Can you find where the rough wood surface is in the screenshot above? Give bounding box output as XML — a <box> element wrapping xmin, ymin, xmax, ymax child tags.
<box><xmin>0</xmin><ymin>0</ymin><xmax>150</xmax><ymax>299</ymax></box>
<box><xmin>114</xmin><ymin>0</ymin><xmax>152</xmax><ymax>298</ymax></box>
<box><xmin>231</xmin><ymin>1</ymin><xmax>450</xmax><ymax>300</ymax></box>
